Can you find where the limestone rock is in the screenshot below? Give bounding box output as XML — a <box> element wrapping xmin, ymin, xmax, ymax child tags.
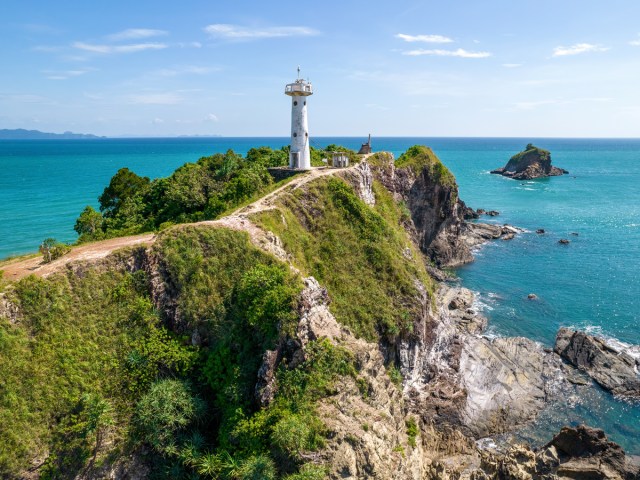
<box><xmin>367</xmin><ymin>152</ymin><xmax>475</xmax><ymax>267</ymax></box>
<box><xmin>491</xmin><ymin>144</ymin><xmax>568</xmax><ymax>180</ymax></box>
<box><xmin>459</xmin><ymin>336</ymin><xmax>564</xmax><ymax>437</ymax></box>
<box><xmin>554</xmin><ymin>328</ymin><xmax>640</xmax><ymax>397</ymax></box>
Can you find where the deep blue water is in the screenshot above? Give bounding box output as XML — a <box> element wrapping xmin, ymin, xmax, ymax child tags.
<box><xmin>1</xmin><ymin>137</ymin><xmax>639</xmax><ymax>452</ymax></box>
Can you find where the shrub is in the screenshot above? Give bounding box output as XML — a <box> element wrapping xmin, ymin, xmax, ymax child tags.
<box><xmin>388</xmin><ymin>365</ymin><xmax>403</xmax><ymax>387</ymax></box>
<box><xmin>134</xmin><ymin>379</ymin><xmax>205</xmax><ymax>454</ymax></box>
<box><xmin>39</xmin><ymin>238</ymin><xmax>70</xmax><ymax>263</ymax></box>
<box><xmin>406</xmin><ymin>417</ymin><xmax>418</xmax><ymax>447</ymax></box>
<box><xmin>283</xmin><ymin>464</ymin><xmax>327</xmax><ymax>480</ymax></box>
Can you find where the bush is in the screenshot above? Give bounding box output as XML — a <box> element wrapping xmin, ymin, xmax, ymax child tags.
<box><xmin>135</xmin><ymin>379</ymin><xmax>205</xmax><ymax>454</ymax></box>
<box><xmin>283</xmin><ymin>464</ymin><xmax>327</xmax><ymax>480</ymax></box>
<box><xmin>406</xmin><ymin>417</ymin><xmax>418</xmax><ymax>447</ymax></box>
<box><xmin>39</xmin><ymin>238</ymin><xmax>70</xmax><ymax>263</ymax></box>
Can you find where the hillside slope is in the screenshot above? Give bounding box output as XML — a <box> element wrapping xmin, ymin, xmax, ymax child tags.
<box><xmin>0</xmin><ymin>148</ymin><xmax>636</xmax><ymax>480</ymax></box>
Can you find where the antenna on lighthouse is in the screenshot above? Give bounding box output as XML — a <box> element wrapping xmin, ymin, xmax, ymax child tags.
<box><xmin>297</xmin><ymin>65</ymin><xmax>301</xmax><ymax>80</ymax></box>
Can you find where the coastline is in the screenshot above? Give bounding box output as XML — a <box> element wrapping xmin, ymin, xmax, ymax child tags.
<box><xmin>1</xmin><ymin>145</ymin><xmax>640</xmax><ymax>477</ymax></box>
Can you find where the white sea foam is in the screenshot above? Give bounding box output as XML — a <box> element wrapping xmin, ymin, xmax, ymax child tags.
<box><xmin>472</xmin><ymin>291</ymin><xmax>496</xmax><ymax>313</ymax></box>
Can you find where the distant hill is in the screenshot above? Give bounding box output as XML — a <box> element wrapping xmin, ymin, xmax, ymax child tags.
<box><xmin>0</xmin><ymin>129</ymin><xmax>105</xmax><ymax>140</ymax></box>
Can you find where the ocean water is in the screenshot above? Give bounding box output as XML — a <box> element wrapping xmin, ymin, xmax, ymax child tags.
<box><xmin>1</xmin><ymin>137</ymin><xmax>639</xmax><ymax>452</ymax></box>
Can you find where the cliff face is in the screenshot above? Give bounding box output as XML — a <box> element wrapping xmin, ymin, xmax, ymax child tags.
<box><xmin>367</xmin><ymin>148</ymin><xmax>473</xmax><ymax>267</ymax></box>
<box><xmin>491</xmin><ymin>144</ymin><xmax>568</xmax><ymax>180</ymax></box>
<box><xmin>2</xmin><ymin>147</ymin><xmax>637</xmax><ymax>480</ymax></box>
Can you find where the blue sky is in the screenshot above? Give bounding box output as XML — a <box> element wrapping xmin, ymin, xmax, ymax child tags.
<box><xmin>2</xmin><ymin>0</ymin><xmax>640</xmax><ymax>137</ymax></box>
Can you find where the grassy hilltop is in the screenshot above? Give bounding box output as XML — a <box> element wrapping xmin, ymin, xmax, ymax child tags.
<box><xmin>0</xmin><ymin>145</ymin><xmax>446</xmax><ymax>479</ymax></box>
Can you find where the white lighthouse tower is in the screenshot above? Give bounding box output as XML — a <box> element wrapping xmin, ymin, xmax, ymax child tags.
<box><xmin>285</xmin><ymin>67</ymin><xmax>313</xmax><ymax>169</ymax></box>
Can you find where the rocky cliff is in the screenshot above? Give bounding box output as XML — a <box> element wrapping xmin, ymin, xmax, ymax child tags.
<box><xmin>1</xmin><ymin>146</ymin><xmax>637</xmax><ymax>480</ymax></box>
<box><xmin>491</xmin><ymin>144</ymin><xmax>568</xmax><ymax>180</ymax></box>
<box><xmin>368</xmin><ymin>147</ymin><xmax>513</xmax><ymax>267</ymax></box>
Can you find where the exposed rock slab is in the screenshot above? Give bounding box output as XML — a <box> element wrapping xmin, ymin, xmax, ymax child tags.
<box><xmin>459</xmin><ymin>335</ymin><xmax>564</xmax><ymax>437</ymax></box>
<box><xmin>554</xmin><ymin>328</ymin><xmax>640</xmax><ymax>397</ymax></box>
<box><xmin>398</xmin><ymin>284</ymin><xmax>566</xmax><ymax>439</ymax></box>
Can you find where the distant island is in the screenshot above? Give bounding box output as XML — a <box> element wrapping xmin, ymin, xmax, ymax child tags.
<box><xmin>0</xmin><ymin>129</ymin><xmax>105</xmax><ymax>140</ymax></box>
<box><xmin>491</xmin><ymin>143</ymin><xmax>568</xmax><ymax>180</ymax></box>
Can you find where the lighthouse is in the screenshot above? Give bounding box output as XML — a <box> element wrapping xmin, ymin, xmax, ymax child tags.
<box><xmin>285</xmin><ymin>67</ymin><xmax>313</xmax><ymax>169</ymax></box>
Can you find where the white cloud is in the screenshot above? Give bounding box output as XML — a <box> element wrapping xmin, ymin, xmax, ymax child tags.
<box><xmin>395</xmin><ymin>33</ymin><xmax>453</xmax><ymax>43</ymax></box>
<box><xmin>44</xmin><ymin>69</ymin><xmax>93</xmax><ymax>80</ymax></box>
<box><xmin>552</xmin><ymin>43</ymin><xmax>609</xmax><ymax>57</ymax></box>
<box><xmin>204</xmin><ymin>24</ymin><xmax>318</xmax><ymax>40</ymax></box>
<box><xmin>107</xmin><ymin>29</ymin><xmax>168</xmax><ymax>41</ymax></box>
<box><xmin>151</xmin><ymin>118</ymin><xmax>165</xmax><ymax>124</ymax></box>
<box><xmin>73</xmin><ymin>42</ymin><xmax>167</xmax><ymax>53</ymax></box>
<box><xmin>129</xmin><ymin>93</ymin><xmax>182</xmax><ymax>105</ymax></box>
<box><xmin>205</xmin><ymin>113</ymin><xmax>219</xmax><ymax>122</ymax></box>
<box><xmin>630</xmin><ymin>35</ymin><xmax>640</xmax><ymax>46</ymax></box>
<box><xmin>403</xmin><ymin>48</ymin><xmax>491</xmax><ymax>58</ymax></box>
<box><xmin>502</xmin><ymin>63</ymin><xmax>523</xmax><ymax>68</ymax></box>
<box><xmin>177</xmin><ymin>41</ymin><xmax>202</xmax><ymax>48</ymax></box>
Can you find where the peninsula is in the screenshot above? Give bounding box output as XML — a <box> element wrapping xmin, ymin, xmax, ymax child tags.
<box><xmin>0</xmin><ymin>145</ymin><xmax>637</xmax><ymax>479</ymax></box>
<box><xmin>491</xmin><ymin>143</ymin><xmax>569</xmax><ymax>180</ymax></box>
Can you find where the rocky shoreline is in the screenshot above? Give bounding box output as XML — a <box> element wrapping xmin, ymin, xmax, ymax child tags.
<box><xmin>363</xmin><ymin>151</ymin><xmax>639</xmax><ymax>478</ymax></box>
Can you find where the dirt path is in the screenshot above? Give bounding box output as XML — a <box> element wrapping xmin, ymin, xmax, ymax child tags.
<box><xmin>1</xmin><ymin>234</ymin><xmax>155</xmax><ymax>282</ymax></box>
<box><xmin>1</xmin><ymin>162</ymin><xmax>367</xmax><ymax>283</ymax></box>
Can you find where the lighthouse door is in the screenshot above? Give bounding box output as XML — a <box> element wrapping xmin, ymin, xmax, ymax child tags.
<box><xmin>290</xmin><ymin>152</ymin><xmax>300</xmax><ymax>169</ymax></box>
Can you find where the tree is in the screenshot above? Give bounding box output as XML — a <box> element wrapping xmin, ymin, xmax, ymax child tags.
<box><xmin>98</xmin><ymin>168</ymin><xmax>150</xmax><ymax>217</ymax></box>
<box><xmin>39</xmin><ymin>238</ymin><xmax>70</xmax><ymax>263</ymax></box>
<box><xmin>74</xmin><ymin>206</ymin><xmax>104</xmax><ymax>239</ymax></box>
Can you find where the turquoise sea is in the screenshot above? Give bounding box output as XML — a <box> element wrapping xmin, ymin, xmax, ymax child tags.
<box><xmin>1</xmin><ymin>137</ymin><xmax>639</xmax><ymax>452</ymax></box>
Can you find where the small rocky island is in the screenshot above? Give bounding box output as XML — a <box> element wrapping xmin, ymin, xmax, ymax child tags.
<box><xmin>491</xmin><ymin>143</ymin><xmax>568</xmax><ymax>180</ymax></box>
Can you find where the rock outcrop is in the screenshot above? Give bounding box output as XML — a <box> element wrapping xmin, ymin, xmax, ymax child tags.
<box><xmin>491</xmin><ymin>144</ymin><xmax>568</xmax><ymax>180</ymax></box>
<box><xmin>480</xmin><ymin>425</ymin><xmax>639</xmax><ymax>480</ymax></box>
<box><xmin>368</xmin><ymin>149</ymin><xmax>515</xmax><ymax>267</ymax></box>
<box><xmin>400</xmin><ymin>284</ymin><xmax>566</xmax><ymax>438</ymax></box>
<box><xmin>554</xmin><ymin>328</ymin><xmax>640</xmax><ymax>397</ymax></box>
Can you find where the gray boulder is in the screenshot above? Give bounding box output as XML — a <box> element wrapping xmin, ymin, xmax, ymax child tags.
<box><xmin>554</xmin><ymin>328</ymin><xmax>640</xmax><ymax>397</ymax></box>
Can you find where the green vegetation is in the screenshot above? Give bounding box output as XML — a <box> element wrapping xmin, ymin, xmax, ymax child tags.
<box><xmin>310</xmin><ymin>144</ymin><xmax>359</xmax><ymax>166</ymax></box>
<box><xmin>388</xmin><ymin>365</ymin><xmax>403</xmax><ymax>387</ymax></box>
<box><xmin>406</xmin><ymin>417</ymin><xmax>418</xmax><ymax>448</ymax></box>
<box><xmin>0</xmin><ymin>226</ymin><xmax>358</xmax><ymax>478</ymax></box>
<box><xmin>75</xmin><ymin>144</ymin><xmax>359</xmax><ymax>243</ymax></box>
<box><xmin>0</xmin><ymin>253</ymin><xmax>192</xmax><ymax>476</ymax></box>
<box><xmin>395</xmin><ymin>145</ymin><xmax>457</xmax><ymax>189</ymax></box>
<box><xmin>505</xmin><ymin>144</ymin><xmax>550</xmax><ymax>170</ymax></box>
<box><xmin>39</xmin><ymin>237</ymin><xmax>70</xmax><ymax>263</ymax></box>
<box><xmin>253</xmin><ymin>175</ymin><xmax>433</xmax><ymax>342</ymax></box>
<box><xmin>0</xmin><ymin>144</ymin><xmax>446</xmax><ymax>477</ymax></box>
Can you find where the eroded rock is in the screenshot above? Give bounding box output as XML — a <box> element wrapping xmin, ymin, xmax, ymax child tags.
<box><xmin>554</xmin><ymin>328</ymin><xmax>640</xmax><ymax>397</ymax></box>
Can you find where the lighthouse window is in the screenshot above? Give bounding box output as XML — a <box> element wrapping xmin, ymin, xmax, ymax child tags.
<box><xmin>293</xmin><ymin>101</ymin><xmax>298</xmax><ymax>106</ymax></box>
<box><xmin>304</xmin><ymin>101</ymin><xmax>306</xmax><ymax>105</ymax></box>
<box><xmin>293</xmin><ymin>132</ymin><xmax>297</xmax><ymax>137</ymax></box>
<box><xmin>305</xmin><ymin>132</ymin><xmax>308</xmax><ymax>137</ymax></box>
